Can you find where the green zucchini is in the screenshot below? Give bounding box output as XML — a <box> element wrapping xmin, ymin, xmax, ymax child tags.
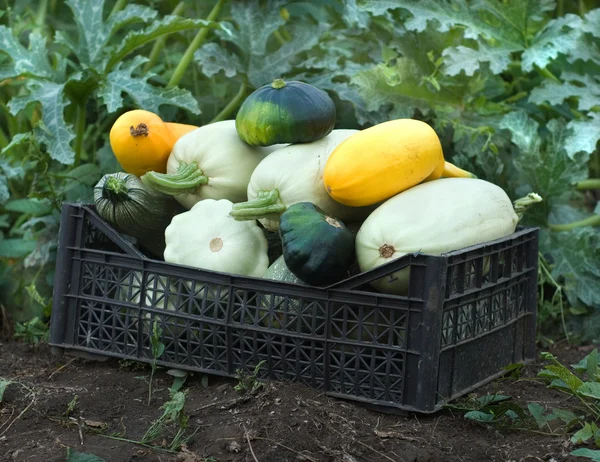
<box><xmin>94</xmin><ymin>172</ymin><xmax>186</xmax><ymax>258</ymax></box>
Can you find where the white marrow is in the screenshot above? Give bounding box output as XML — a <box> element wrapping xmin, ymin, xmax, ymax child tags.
<box><xmin>230</xmin><ymin>129</ymin><xmax>374</xmax><ymax>231</ymax></box>
<box><xmin>164</xmin><ymin>198</ymin><xmax>269</xmax><ymax>277</ymax></box>
<box><xmin>356</xmin><ymin>178</ymin><xmax>519</xmax><ymax>295</ymax></box>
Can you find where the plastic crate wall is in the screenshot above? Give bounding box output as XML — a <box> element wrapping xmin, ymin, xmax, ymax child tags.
<box><xmin>49</xmin><ymin>204</ymin><xmax>538</xmax><ymax>413</ymax></box>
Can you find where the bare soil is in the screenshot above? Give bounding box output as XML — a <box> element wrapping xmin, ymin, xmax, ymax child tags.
<box><xmin>0</xmin><ymin>340</ymin><xmax>592</xmax><ymax>462</ymax></box>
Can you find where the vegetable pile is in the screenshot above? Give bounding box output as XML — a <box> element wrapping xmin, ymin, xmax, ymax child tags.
<box><xmin>96</xmin><ymin>78</ymin><xmax>540</xmax><ymax>294</ymax></box>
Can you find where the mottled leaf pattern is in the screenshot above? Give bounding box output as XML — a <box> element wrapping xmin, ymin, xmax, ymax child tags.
<box><xmin>530</xmin><ymin>72</ymin><xmax>600</xmax><ymax>112</ymax></box>
<box><xmin>565</xmin><ymin>113</ymin><xmax>600</xmax><ymax>158</ymax></box>
<box><xmin>195</xmin><ymin>43</ymin><xmax>243</xmax><ymax>78</ymax></box>
<box><xmin>99</xmin><ymin>56</ymin><xmax>200</xmax><ymax>114</ymax></box>
<box><xmin>106</xmin><ymin>16</ymin><xmax>218</xmax><ymax>72</ymax></box>
<box><xmin>8</xmin><ymin>81</ymin><xmax>75</xmax><ymax>164</ymax></box>
<box><xmin>0</xmin><ymin>27</ymin><xmax>54</xmax><ymax>79</ymax></box>
<box><xmin>522</xmin><ymin>14</ymin><xmax>583</xmax><ymax>71</ymax></box>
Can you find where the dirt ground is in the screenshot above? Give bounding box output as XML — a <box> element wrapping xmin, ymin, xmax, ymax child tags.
<box><xmin>0</xmin><ymin>340</ymin><xmax>593</xmax><ymax>462</ymax></box>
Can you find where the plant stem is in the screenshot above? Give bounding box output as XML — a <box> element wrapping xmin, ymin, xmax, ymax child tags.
<box><xmin>273</xmin><ymin>29</ymin><xmax>286</xmax><ymax>46</ymax></box>
<box><xmin>229</xmin><ymin>189</ymin><xmax>287</xmax><ymax>220</ymax></box>
<box><xmin>141</xmin><ymin>162</ymin><xmax>208</xmax><ymax>195</ymax></box>
<box><xmin>513</xmin><ymin>192</ymin><xmax>543</xmax><ymax>221</ymax></box>
<box><xmin>73</xmin><ymin>103</ymin><xmax>86</xmax><ymax>167</ymax></box>
<box><xmin>558</xmin><ymin>0</ymin><xmax>564</xmax><ymax>16</ymax></box>
<box><xmin>535</xmin><ymin>65</ymin><xmax>561</xmax><ymax>83</ymax></box>
<box><xmin>549</xmin><ymin>214</ymin><xmax>600</xmax><ymax>232</ymax></box>
<box><xmin>575</xmin><ymin>179</ymin><xmax>600</xmax><ymax>190</ymax></box>
<box><xmin>0</xmin><ymin>126</ymin><xmax>9</xmax><ymax>148</ymax></box>
<box><xmin>579</xmin><ymin>0</ymin><xmax>587</xmax><ymax>16</ymax></box>
<box><xmin>143</xmin><ymin>1</ymin><xmax>186</xmax><ymax>74</ymax></box>
<box><xmin>504</xmin><ymin>91</ymin><xmax>528</xmax><ymax>104</ymax></box>
<box><xmin>210</xmin><ymin>81</ymin><xmax>247</xmax><ymax>123</ymax></box>
<box><xmin>109</xmin><ymin>0</ymin><xmax>127</xmax><ymax>17</ymax></box>
<box><xmin>35</xmin><ymin>0</ymin><xmax>48</xmax><ymax>29</ymax></box>
<box><xmin>167</xmin><ymin>0</ymin><xmax>225</xmax><ymax>88</ymax></box>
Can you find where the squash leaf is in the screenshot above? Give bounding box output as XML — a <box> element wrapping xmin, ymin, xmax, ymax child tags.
<box><xmin>351</xmin><ymin>57</ymin><xmax>460</xmax><ymax>119</ymax></box>
<box><xmin>521</xmin><ymin>14</ymin><xmax>583</xmax><ymax>72</ymax></box>
<box><xmin>194</xmin><ymin>42</ymin><xmax>243</xmax><ymax>78</ymax></box>
<box><xmin>541</xmin><ymin>228</ymin><xmax>600</xmax><ymax>309</ymax></box>
<box><xmin>0</xmin><ymin>27</ymin><xmax>55</xmax><ymax>80</ymax></box>
<box><xmin>565</xmin><ymin>113</ymin><xmax>600</xmax><ymax>159</ymax></box>
<box><xmin>99</xmin><ymin>56</ymin><xmax>200</xmax><ymax>114</ymax></box>
<box><xmin>502</xmin><ymin>112</ymin><xmax>589</xmax><ymax>205</ymax></box>
<box><xmin>62</xmin><ymin>1</ymin><xmax>152</xmax><ymax>68</ymax></box>
<box><xmin>66</xmin><ymin>448</ymin><xmax>107</xmax><ymax>462</ymax></box>
<box><xmin>530</xmin><ymin>72</ymin><xmax>600</xmax><ymax>113</ymax></box>
<box><xmin>7</xmin><ymin>81</ymin><xmax>76</xmax><ymax>165</ymax></box>
<box><xmin>0</xmin><ymin>175</ymin><xmax>8</xmax><ymax>204</ymax></box>
<box><xmin>198</xmin><ymin>0</ymin><xmax>328</xmax><ymax>87</ymax></box>
<box><xmin>105</xmin><ymin>15</ymin><xmax>218</xmax><ymax>73</ymax></box>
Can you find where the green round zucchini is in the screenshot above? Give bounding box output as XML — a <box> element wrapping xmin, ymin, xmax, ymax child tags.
<box><xmin>235</xmin><ymin>79</ymin><xmax>336</xmax><ymax>146</ymax></box>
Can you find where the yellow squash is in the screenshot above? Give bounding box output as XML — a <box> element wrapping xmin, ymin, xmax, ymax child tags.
<box><xmin>109</xmin><ymin>109</ymin><xmax>198</xmax><ymax>177</ymax></box>
<box><xmin>323</xmin><ymin>119</ymin><xmax>475</xmax><ymax>207</ymax></box>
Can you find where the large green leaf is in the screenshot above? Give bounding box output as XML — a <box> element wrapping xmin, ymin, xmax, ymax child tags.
<box><xmin>105</xmin><ymin>16</ymin><xmax>218</xmax><ymax>73</ymax></box>
<box><xmin>351</xmin><ymin>57</ymin><xmax>460</xmax><ymax>119</ymax></box>
<box><xmin>207</xmin><ymin>1</ymin><xmax>328</xmax><ymax>87</ymax></box>
<box><xmin>530</xmin><ymin>71</ymin><xmax>600</xmax><ymax>113</ymax></box>
<box><xmin>442</xmin><ymin>42</ymin><xmax>515</xmax><ymax>76</ymax></box>
<box><xmin>99</xmin><ymin>56</ymin><xmax>200</xmax><ymax>114</ymax></box>
<box><xmin>502</xmin><ymin>113</ymin><xmax>589</xmax><ymax>204</ymax></box>
<box><xmin>0</xmin><ymin>27</ymin><xmax>55</xmax><ymax>80</ymax></box>
<box><xmin>570</xmin><ymin>448</ymin><xmax>600</xmax><ymax>461</ymax></box>
<box><xmin>541</xmin><ymin>228</ymin><xmax>600</xmax><ymax>309</ymax></box>
<box><xmin>521</xmin><ymin>14</ymin><xmax>583</xmax><ymax>72</ymax></box>
<box><xmin>0</xmin><ymin>238</ymin><xmax>37</xmax><ymax>258</ymax></box>
<box><xmin>63</xmin><ymin>0</ymin><xmax>157</xmax><ymax>69</ymax></box>
<box><xmin>362</xmin><ymin>0</ymin><xmax>558</xmax><ymax>77</ymax></box>
<box><xmin>194</xmin><ymin>43</ymin><xmax>243</xmax><ymax>78</ymax></box>
<box><xmin>565</xmin><ymin>113</ymin><xmax>600</xmax><ymax>158</ymax></box>
<box><xmin>4</xmin><ymin>198</ymin><xmax>53</xmax><ymax>216</ymax></box>
<box><xmin>7</xmin><ymin>81</ymin><xmax>75</xmax><ymax>165</ymax></box>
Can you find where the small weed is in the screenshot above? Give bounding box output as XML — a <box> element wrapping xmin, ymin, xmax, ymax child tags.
<box><xmin>0</xmin><ymin>378</ymin><xmax>36</xmax><ymax>437</ymax></box>
<box><xmin>448</xmin><ymin>349</ymin><xmax>600</xmax><ymax>460</ymax></box>
<box><xmin>101</xmin><ymin>376</ymin><xmax>195</xmax><ymax>453</ymax></box>
<box><xmin>234</xmin><ymin>360</ymin><xmax>267</xmax><ymax>395</ymax></box>
<box><xmin>148</xmin><ymin>320</ymin><xmax>166</xmax><ymax>406</ymax></box>
<box><xmin>13</xmin><ymin>317</ymin><xmax>48</xmax><ymax>345</ymax></box>
<box><xmin>64</xmin><ymin>395</ymin><xmax>79</xmax><ymax>418</ymax></box>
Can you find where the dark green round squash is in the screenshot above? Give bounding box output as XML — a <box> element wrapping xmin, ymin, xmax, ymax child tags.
<box><xmin>235</xmin><ymin>79</ymin><xmax>336</xmax><ymax>146</ymax></box>
<box><xmin>279</xmin><ymin>202</ymin><xmax>355</xmax><ymax>287</ymax></box>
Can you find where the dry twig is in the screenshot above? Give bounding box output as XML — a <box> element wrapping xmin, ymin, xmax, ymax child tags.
<box><xmin>243</xmin><ymin>424</ymin><xmax>259</xmax><ymax>462</ymax></box>
<box><xmin>49</xmin><ymin>358</ymin><xmax>77</xmax><ymax>380</ymax></box>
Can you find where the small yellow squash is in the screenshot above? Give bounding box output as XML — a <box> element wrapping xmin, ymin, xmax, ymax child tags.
<box><xmin>323</xmin><ymin>119</ymin><xmax>475</xmax><ymax>207</ymax></box>
<box><xmin>109</xmin><ymin>109</ymin><xmax>198</xmax><ymax>177</ymax></box>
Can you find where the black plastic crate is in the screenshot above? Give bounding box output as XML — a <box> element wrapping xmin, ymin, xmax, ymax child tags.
<box><xmin>49</xmin><ymin>203</ymin><xmax>538</xmax><ymax>413</ymax></box>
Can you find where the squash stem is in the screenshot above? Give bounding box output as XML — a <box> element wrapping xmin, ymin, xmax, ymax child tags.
<box><xmin>229</xmin><ymin>189</ymin><xmax>287</xmax><ymax>220</ymax></box>
<box><xmin>513</xmin><ymin>192</ymin><xmax>543</xmax><ymax>221</ymax></box>
<box><xmin>549</xmin><ymin>214</ymin><xmax>600</xmax><ymax>232</ymax></box>
<box><xmin>167</xmin><ymin>0</ymin><xmax>225</xmax><ymax>88</ymax></box>
<box><xmin>143</xmin><ymin>1</ymin><xmax>186</xmax><ymax>74</ymax></box>
<box><xmin>210</xmin><ymin>81</ymin><xmax>247</xmax><ymax>123</ymax></box>
<box><xmin>141</xmin><ymin>161</ymin><xmax>208</xmax><ymax>195</ymax></box>
<box><xmin>103</xmin><ymin>176</ymin><xmax>130</xmax><ymax>202</ymax></box>
<box><xmin>442</xmin><ymin>161</ymin><xmax>477</xmax><ymax>179</ymax></box>
<box><xmin>575</xmin><ymin>179</ymin><xmax>600</xmax><ymax>190</ymax></box>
